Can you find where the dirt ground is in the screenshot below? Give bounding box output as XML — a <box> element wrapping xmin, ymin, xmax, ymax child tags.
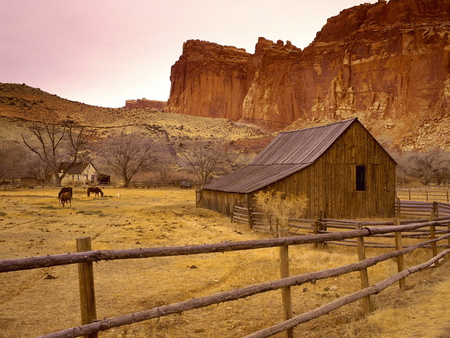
<box><xmin>1</xmin><ymin>187</ymin><xmax>450</xmax><ymax>338</ymax></box>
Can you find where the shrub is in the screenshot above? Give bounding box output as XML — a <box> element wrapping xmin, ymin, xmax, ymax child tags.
<box><xmin>253</xmin><ymin>190</ymin><xmax>308</xmax><ymax>237</ymax></box>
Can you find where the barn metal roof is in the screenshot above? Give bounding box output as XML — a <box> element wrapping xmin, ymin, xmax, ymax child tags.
<box><xmin>203</xmin><ymin>163</ymin><xmax>311</xmax><ymax>194</ymax></box>
<box><xmin>203</xmin><ymin>118</ymin><xmax>357</xmax><ymax>193</ymax></box>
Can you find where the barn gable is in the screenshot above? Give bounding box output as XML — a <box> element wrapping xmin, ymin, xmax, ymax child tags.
<box><xmin>200</xmin><ymin>118</ymin><xmax>397</xmax><ymax>219</ymax></box>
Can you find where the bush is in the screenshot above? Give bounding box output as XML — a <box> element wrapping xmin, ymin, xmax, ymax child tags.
<box><xmin>253</xmin><ymin>190</ymin><xmax>308</xmax><ymax>237</ymax></box>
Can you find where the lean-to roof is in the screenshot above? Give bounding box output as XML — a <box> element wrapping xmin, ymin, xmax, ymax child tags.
<box><xmin>204</xmin><ymin>118</ymin><xmax>358</xmax><ymax>193</ymax></box>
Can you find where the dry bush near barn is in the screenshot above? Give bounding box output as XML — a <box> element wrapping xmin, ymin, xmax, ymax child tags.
<box><xmin>1</xmin><ymin>188</ymin><xmax>450</xmax><ymax>338</ymax></box>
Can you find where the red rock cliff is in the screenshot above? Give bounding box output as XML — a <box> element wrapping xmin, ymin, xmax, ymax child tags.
<box><xmin>167</xmin><ymin>39</ymin><xmax>251</xmax><ymax>120</ymax></box>
<box><xmin>166</xmin><ymin>0</ymin><xmax>450</xmax><ymax>129</ymax></box>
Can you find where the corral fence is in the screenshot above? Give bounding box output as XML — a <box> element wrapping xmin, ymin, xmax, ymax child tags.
<box><xmin>232</xmin><ymin>200</ymin><xmax>450</xmax><ymax>241</ymax></box>
<box><xmin>396</xmin><ymin>200</ymin><xmax>450</xmax><ymax>218</ymax></box>
<box><xmin>396</xmin><ymin>187</ymin><xmax>450</xmax><ymax>202</ymax></box>
<box><xmin>1</xmin><ymin>218</ymin><xmax>450</xmax><ymax>338</ymax></box>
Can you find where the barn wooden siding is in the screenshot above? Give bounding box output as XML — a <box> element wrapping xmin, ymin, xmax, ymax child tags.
<box><xmin>199</xmin><ymin>190</ymin><xmax>249</xmax><ymax>217</ymax></box>
<box><xmin>257</xmin><ymin>121</ymin><xmax>396</xmax><ymax>218</ymax></box>
<box><xmin>199</xmin><ymin>119</ymin><xmax>396</xmax><ymax>219</ymax></box>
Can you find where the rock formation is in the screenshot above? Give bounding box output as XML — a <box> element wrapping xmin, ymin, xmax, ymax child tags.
<box><xmin>124</xmin><ymin>98</ymin><xmax>166</xmax><ymax>110</ymax></box>
<box><xmin>167</xmin><ymin>39</ymin><xmax>251</xmax><ymax>120</ymax></box>
<box><xmin>166</xmin><ymin>0</ymin><xmax>450</xmax><ymax>131</ymax></box>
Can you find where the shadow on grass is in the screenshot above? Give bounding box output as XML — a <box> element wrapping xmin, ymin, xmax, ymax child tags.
<box><xmin>76</xmin><ymin>210</ymin><xmax>106</xmax><ymax>217</ymax></box>
<box><xmin>41</xmin><ymin>205</ymin><xmax>58</xmax><ymax>210</ymax></box>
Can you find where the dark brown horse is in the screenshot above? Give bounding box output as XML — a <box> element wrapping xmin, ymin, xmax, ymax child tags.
<box><xmin>58</xmin><ymin>187</ymin><xmax>72</xmax><ymax>199</ymax></box>
<box><xmin>87</xmin><ymin>187</ymin><xmax>103</xmax><ymax>197</ymax></box>
<box><xmin>60</xmin><ymin>192</ymin><xmax>72</xmax><ymax>207</ymax></box>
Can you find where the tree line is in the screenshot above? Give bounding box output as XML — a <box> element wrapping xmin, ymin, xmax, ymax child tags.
<box><xmin>0</xmin><ymin>120</ymin><xmax>254</xmax><ymax>187</ymax></box>
<box><xmin>1</xmin><ymin>120</ymin><xmax>449</xmax><ymax>188</ymax></box>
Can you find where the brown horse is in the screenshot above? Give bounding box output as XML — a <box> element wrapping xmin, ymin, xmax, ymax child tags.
<box><xmin>58</xmin><ymin>187</ymin><xmax>72</xmax><ymax>199</ymax></box>
<box><xmin>60</xmin><ymin>192</ymin><xmax>72</xmax><ymax>207</ymax></box>
<box><xmin>87</xmin><ymin>187</ymin><xmax>103</xmax><ymax>197</ymax></box>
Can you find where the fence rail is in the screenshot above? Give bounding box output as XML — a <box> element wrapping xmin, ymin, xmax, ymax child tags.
<box><xmin>396</xmin><ymin>188</ymin><xmax>450</xmax><ymax>202</ymax></box>
<box><xmin>396</xmin><ymin>200</ymin><xmax>450</xmax><ymax>218</ymax></box>
<box><xmin>232</xmin><ymin>200</ymin><xmax>450</xmax><ymax>242</ymax></box>
<box><xmin>2</xmin><ymin>218</ymin><xmax>450</xmax><ymax>338</ymax></box>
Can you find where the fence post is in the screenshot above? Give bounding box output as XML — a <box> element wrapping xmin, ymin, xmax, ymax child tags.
<box><xmin>195</xmin><ymin>189</ymin><xmax>203</xmax><ymax>207</ymax></box>
<box><xmin>278</xmin><ymin>228</ymin><xmax>293</xmax><ymax>338</ymax></box>
<box><xmin>355</xmin><ymin>222</ymin><xmax>371</xmax><ymax>315</ymax></box>
<box><xmin>408</xmin><ymin>188</ymin><xmax>411</xmax><ymax>201</ymax></box>
<box><xmin>433</xmin><ymin>201</ymin><xmax>439</xmax><ymax>218</ymax></box>
<box><xmin>77</xmin><ymin>236</ymin><xmax>98</xmax><ymax>338</ymax></box>
<box><xmin>394</xmin><ymin>219</ymin><xmax>406</xmax><ymax>290</ymax></box>
<box><xmin>429</xmin><ymin>217</ymin><xmax>438</xmax><ymax>261</ymax></box>
<box><xmin>319</xmin><ymin>219</ymin><xmax>327</xmax><ymax>248</ymax></box>
<box><xmin>447</xmin><ymin>222</ymin><xmax>450</xmax><ymax>248</ymax></box>
<box><xmin>313</xmin><ymin>217</ymin><xmax>320</xmax><ymax>249</ymax></box>
<box><xmin>246</xmin><ymin>194</ymin><xmax>253</xmax><ymax>229</ymax></box>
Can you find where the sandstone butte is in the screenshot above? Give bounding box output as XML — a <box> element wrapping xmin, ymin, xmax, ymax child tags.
<box><xmin>124</xmin><ymin>98</ymin><xmax>166</xmax><ymax>110</ymax></box>
<box><xmin>166</xmin><ymin>0</ymin><xmax>450</xmax><ymax>131</ymax></box>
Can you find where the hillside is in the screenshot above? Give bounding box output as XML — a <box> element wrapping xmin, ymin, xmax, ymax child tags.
<box><xmin>2</xmin><ymin>82</ymin><xmax>449</xmax><ymax>153</ymax></box>
<box><xmin>0</xmin><ymin>83</ymin><xmax>271</xmax><ymax>148</ymax></box>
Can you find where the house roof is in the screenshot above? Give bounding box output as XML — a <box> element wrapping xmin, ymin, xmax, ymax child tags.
<box><xmin>203</xmin><ymin>118</ymin><xmax>381</xmax><ymax>194</ymax></box>
<box><xmin>59</xmin><ymin>162</ymin><xmax>94</xmax><ymax>175</ymax></box>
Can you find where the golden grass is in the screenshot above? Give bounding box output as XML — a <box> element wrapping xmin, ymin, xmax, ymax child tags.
<box><xmin>0</xmin><ymin>187</ymin><xmax>450</xmax><ymax>338</ymax></box>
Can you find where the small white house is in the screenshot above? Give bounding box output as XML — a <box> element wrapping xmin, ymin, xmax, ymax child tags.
<box><xmin>58</xmin><ymin>162</ymin><xmax>103</xmax><ymax>186</ymax></box>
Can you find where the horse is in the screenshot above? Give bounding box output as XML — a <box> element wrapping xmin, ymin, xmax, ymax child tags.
<box><xmin>87</xmin><ymin>187</ymin><xmax>104</xmax><ymax>197</ymax></box>
<box><xmin>58</xmin><ymin>187</ymin><xmax>72</xmax><ymax>199</ymax></box>
<box><xmin>59</xmin><ymin>192</ymin><xmax>72</xmax><ymax>207</ymax></box>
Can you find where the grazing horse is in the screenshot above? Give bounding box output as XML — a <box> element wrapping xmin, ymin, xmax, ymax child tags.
<box><xmin>60</xmin><ymin>192</ymin><xmax>72</xmax><ymax>207</ymax></box>
<box><xmin>87</xmin><ymin>187</ymin><xmax>104</xmax><ymax>197</ymax></box>
<box><xmin>58</xmin><ymin>187</ymin><xmax>73</xmax><ymax>199</ymax></box>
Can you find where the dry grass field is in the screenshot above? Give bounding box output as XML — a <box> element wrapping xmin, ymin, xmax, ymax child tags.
<box><xmin>1</xmin><ymin>187</ymin><xmax>450</xmax><ymax>338</ymax></box>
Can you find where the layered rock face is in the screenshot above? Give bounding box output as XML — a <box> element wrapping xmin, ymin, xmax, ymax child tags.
<box><xmin>167</xmin><ymin>39</ymin><xmax>251</xmax><ymax>120</ymax></box>
<box><xmin>124</xmin><ymin>98</ymin><xmax>166</xmax><ymax>110</ymax></box>
<box><xmin>166</xmin><ymin>0</ymin><xmax>450</xmax><ymax>130</ymax></box>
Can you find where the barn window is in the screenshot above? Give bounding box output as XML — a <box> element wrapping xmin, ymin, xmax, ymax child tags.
<box><xmin>356</xmin><ymin>166</ymin><xmax>366</xmax><ymax>191</ymax></box>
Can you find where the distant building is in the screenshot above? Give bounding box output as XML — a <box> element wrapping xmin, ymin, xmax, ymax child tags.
<box><xmin>199</xmin><ymin>118</ymin><xmax>397</xmax><ymax>219</ymax></box>
<box><xmin>58</xmin><ymin>162</ymin><xmax>110</xmax><ymax>186</ymax></box>
<box><xmin>21</xmin><ymin>177</ymin><xmax>37</xmax><ymax>188</ymax></box>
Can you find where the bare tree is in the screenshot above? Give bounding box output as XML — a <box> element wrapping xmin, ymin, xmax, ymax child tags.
<box><xmin>178</xmin><ymin>138</ymin><xmax>241</xmax><ymax>186</ymax></box>
<box><xmin>151</xmin><ymin>142</ymin><xmax>177</xmax><ymax>182</ymax></box>
<box><xmin>66</xmin><ymin>123</ymin><xmax>94</xmax><ymax>162</ymax></box>
<box><xmin>22</xmin><ymin>121</ymin><xmax>93</xmax><ymax>185</ymax></box>
<box><xmin>95</xmin><ymin>132</ymin><xmax>158</xmax><ymax>187</ymax></box>
<box><xmin>407</xmin><ymin>148</ymin><xmax>450</xmax><ymax>186</ymax></box>
<box><xmin>0</xmin><ymin>140</ymin><xmax>28</xmax><ymax>185</ymax></box>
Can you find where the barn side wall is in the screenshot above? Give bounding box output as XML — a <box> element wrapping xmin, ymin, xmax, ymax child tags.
<box><xmin>259</xmin><ymin>122</ymin><xmax>396</xmax><ymax>219</ymax></box>
<box><xmin>198</xmin><ymin>190</ymin><xmax>248</xmax><ymax>217</ymax></box>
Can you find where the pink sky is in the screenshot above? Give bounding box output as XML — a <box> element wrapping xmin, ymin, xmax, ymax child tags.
<box><xmin>1</xmin><ymin>0</ymin><xmax>377</xmax><ymax>108</ymax></box>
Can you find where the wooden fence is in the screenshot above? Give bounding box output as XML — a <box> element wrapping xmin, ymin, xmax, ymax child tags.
<box><xmin>1</xmin><ymin>218</ymin><xmax>450</xmax><ymax>338</ymax></box>
<box><xmin>233</xmin><ymin>201</ymin><xmax>450</xmax><ymax>241</ymax></box>
<box><xmin>395</xmin><ymin>200</ymin><xmax>450</xmax><ymax>218</ymax></box>
<box><xmin>396</xmin><ymin>188</ymin><xmax>450</xmax><ymax>202</ymax></box>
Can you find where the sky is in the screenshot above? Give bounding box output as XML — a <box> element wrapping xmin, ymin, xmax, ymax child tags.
<box><xmin>1</xmin><ymin>0</ymin><xmax>378</xmax><ymax>108</ymax></box>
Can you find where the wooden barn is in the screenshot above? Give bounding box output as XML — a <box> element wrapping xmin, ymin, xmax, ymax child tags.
<box><xmin>198</xmin><ymin>118</ymin><xmax>397</xmax><ymax>219</ymax></box>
